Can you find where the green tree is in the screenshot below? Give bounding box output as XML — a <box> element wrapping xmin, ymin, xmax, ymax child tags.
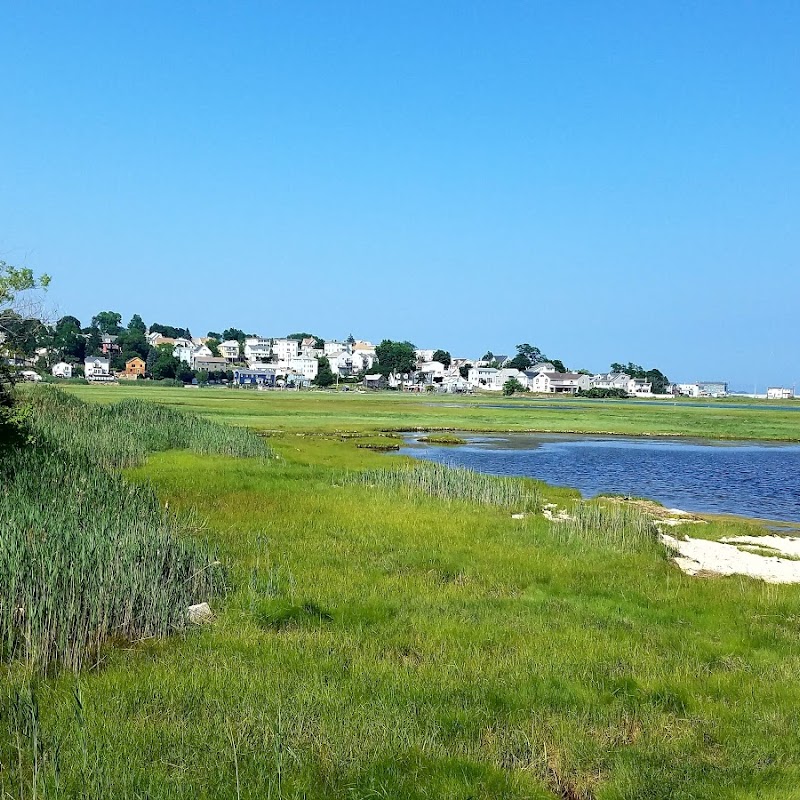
<box><xmin>205</xmin><ymin>338</ymin><xmax>221</xmax><ymax>357</ymax></box>
<box><xmin>1</xmin><ymin>262</ymin><xmax>50</xmax><ymax>446</ymax></box>
<box><xmin>207</xmin><ymin>331</ymin><xmax>222</xmax><ymax>340</ymax></box>
<box><xmin>314</xmin><ymin>356</ymin><xmax>336</xmax><ymax>387</ymax></box>
<box><xmin>150</xmin><ymin>323</ymin><xmax>191</xmax><ymax>339</ymax></box>
<box><xmin>609</xmin><ymin>362</ymin><xmax>669</xmax><ymax>393</ymax></box>
<box><xmin>52</xmin><ymin>316</ymin><xmax>85</xmax><ymax>362</ymax></box>
<box><xmin>127</xmin><ymin>313</ymin><xmax>146</xmax><ymax>334</ymax></box>
<box><xmin>150</xmin><ymin>344</ymin><xmax>181</xmax><ymax>380</ymax></box>
<box><xmin>82</xmin><ymin>327</ymin><xmax>103</xmax><ymax>356</ymax></box>
<box><xmin>432</xmin><ymin>349</ymin><xmax>452</xmax><ymax>368</ymax></box>
<box><xmin>115</xmin><ymin>327</ymin><xmax>149</xmax><ymax>360</ymax></box>
<box><xmin>375</xmin><ymin>340</ymin><xmax>416</xmax><ymax>378</ymax></box>
<box><xmin>91</xmin><ymin>311</ymin><xmax>123</xmax><ymax>335</ymax></box>
<box><xmin>502</xmin><ymin>377</ymin><xmax>527</xmax><ymax>396</ymax></box>
<box><xmin>222</xmin><ymin>328</ymin><xmax>246</xmax><ymax>343</ymax></box>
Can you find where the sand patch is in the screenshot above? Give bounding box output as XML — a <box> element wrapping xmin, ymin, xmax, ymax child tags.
<box><xmin>661</xmin><ymin>534</ymin><xmax>800</xmax><ymax>584</ymax></box>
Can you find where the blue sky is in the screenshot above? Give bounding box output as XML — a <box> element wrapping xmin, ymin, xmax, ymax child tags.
<box><xmin>2</xmin><ymin>2</ymin><xmax>798</xmax><ymax>389</ymax></box>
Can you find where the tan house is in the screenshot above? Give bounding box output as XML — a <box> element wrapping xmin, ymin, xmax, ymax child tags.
<box><xmin>123</xmin><ymin>356</ymin><xmax>146</xmax><ymax>379</ymax></box>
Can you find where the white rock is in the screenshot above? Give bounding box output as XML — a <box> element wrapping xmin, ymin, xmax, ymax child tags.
<box><xmin>511</xmin><ymin>513</ymin><xmax>526</xmax><ymax>519</ymax></box>
<box><xmin>187</xmin><ymin>602</ymin><xmax>213</xmax><ymax>624</ymax></box>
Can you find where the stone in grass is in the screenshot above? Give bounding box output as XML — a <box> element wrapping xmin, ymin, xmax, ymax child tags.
<box><xmin>511</xmin><ymin>513</ymin><xmax>526</xmax><ymax>519</ymax></box>
<box><xmin>187</xmin><ymin>602</ymin><xmax>213</xmax><ymax>624</ymax></box>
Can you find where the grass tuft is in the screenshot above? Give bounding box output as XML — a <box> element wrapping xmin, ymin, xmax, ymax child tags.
<box><xmin>351</xmin><ymin>460</ymin><xmax>542</xmax><ymax>512</ymax></box>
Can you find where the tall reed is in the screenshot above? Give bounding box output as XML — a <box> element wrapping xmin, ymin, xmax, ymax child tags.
<box><xmin>351</xmin><ymin>461</ymin><xmax>541</xmax><ymax>512</ymax></box>
<box><xmin>22</xmin><ymin>386</ymin><xmax>273</xmax><ymax>468</ymax></box>
<box><xmin>0</xmin><ymin>387</ymin><xmax>274</xmax><ymax>672</ymax></box>
<box><xmin>551</xmin><ymin>501</ymin><xmax>659</xmax><ymax>553</ymax></box>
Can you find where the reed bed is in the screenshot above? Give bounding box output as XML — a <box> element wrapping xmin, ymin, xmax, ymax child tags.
<box><xmin>23</xmin><ymin>385</ymin><xmax>273</xmax><ymax>469</ymax></box>
<box><xmin>0</xmin><ymin>448</ymin><xmax>220</xmax><ymax>672</ymax></box>
<box><xmin>552</xmin><ymin>500</ymin><xmax>660</xmax><ymax>553</ymax></box>
<box><xmin>351</xmin><ymin>461</ymin><xmax>541</xmax><ymax>511</ymax></box>
<box><xmin>0</xmin><ymin>387</ymin><xmax>273</xmax><ymax>672</ymax></box>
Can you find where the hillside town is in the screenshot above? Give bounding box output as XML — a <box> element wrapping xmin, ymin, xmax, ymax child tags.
<box><xmin>1</xmin><ymin>310</ymin><xmax>786</xmax><ymax>399</ymax></box>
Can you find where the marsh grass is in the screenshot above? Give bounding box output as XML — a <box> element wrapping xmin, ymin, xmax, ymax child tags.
<box><xmin>23</xmin><ymin>385</ymin><xmax>273</xmax><ymax>468</ymax></box>
<box><xmin>0</xmin><ymin>387</ymin><xmax>272</xmax><ymax>673</ymax></box>
<box><xmin>417</xmin><ymin>434</ymin><xmax>467</xmax><ymax>445</ymax></box>
<box><xmin>553</xmin><ymin>501</ymin><xmax>661</xmax><ymax>553</ymax></box>
<box><xmin>352</xmin><ymin>461</ymin><xmax>542</xmax><ymax>512</ymax></box>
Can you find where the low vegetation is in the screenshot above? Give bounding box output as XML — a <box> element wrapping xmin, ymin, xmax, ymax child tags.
<box><xmin>417</xmin><ymin>433</ymin><xmax>467</xmax><ymax>445</ymax></box>
<box><xmin>2</xmin><ymin>385</ymin><xmax>800</xmax><ymax>798</ymax></box>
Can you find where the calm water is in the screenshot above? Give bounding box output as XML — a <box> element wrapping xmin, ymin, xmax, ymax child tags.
<box><xmin>400</xmin><ymin>433</ymin><xmax>800</xmax><ymax>522</ymax></box>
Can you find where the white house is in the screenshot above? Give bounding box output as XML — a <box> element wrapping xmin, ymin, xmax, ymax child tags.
<box><xmin>351</xmin><ymin>341</ymin><xmax>376</xmax><ymax>372</ymax></box>
<box><xmin>84</xmin><ymin>356</ymin><xmax>112</xmax><ymax>381</ymax></box>
<box><xmin>414</xmin><ymin>349</ymin><xmax>436</xmax><ymax>363</ymax></box>
<box><xmin>627</xmin><ymin>378</ymin><xmax>653</xmax><ymax>396</ymax></box>
<box><xmin>591</xmin><ymin>372</ymin><xmax>632</xmax><ymax>391</ymax></box>
<box><xmin>767</xmin><ymin>387</ymin><xmax>795</xmax><ymax>400</ymax></box>
<box><xmin>530</xmin><ymin>371</ymin><xmax>590</xmax><ymax>394</ymax></box>
<box><xmin>677</xmin><ymin>382</ymin><xmax>729</xmax><ymax>398</ymax></box>
<box><xmin>324</xmin><ymin>340</ymin><xmax>349</xmax><ymax>356</ymax></box>
<box><xmin>272</xmin><ymin>338</ymin><xmax>299</xmax><ymax>366</ymax></box>
<box><xmin>244</xmin><ymin>337</ymin><xmax>272</xmax><ymax>365</ymax></box>
<box><xmin>415</xmin><ymin>361</ymin><xmax>447</xmax><ymax>386</ymax></box>
<box><xmin>218</xmin><ymin>340</ymin><xmax>241</xmax><ymax>362</ymax></box>
<box><xmin>440</xmin><ymin>374</ymin><xmax>470</xmax><ymax>393</ymax></box>
<box><xmin>52</xmin><ymin>362</ymin><xmax>73</xmax><ymax>379</ymax></box>
<box><xmin>288</xmin><ymin>354</ymin><xmax>319</xmax><ymax>381</ymax></box>
<box><xmin>527</xmin><ymin>362</ymin><xmax>555</xmax><ymax>375</ymax></box>
<box><xmin>190</xmin><ymin>345</ymin><xmax>214</xmax><ymax>368</ymax></box>
<box><xmin>328</xmin><ymin>350</ymin><xmax>355</xmax><ymax>376</ymax></box>
<box><xmin>172</xmin><ymin>337</ymin><xmax>194</xmax><ymax>364</ymax></box>
<box><xmin>299</xmin><ymin>337</ymin><xmax>322</xmax><ymax>358</ymax></box>
<box><xmin>468</xmin><ymin>366</ymin><xmax>500</xmax><ymax>390</ymax></box>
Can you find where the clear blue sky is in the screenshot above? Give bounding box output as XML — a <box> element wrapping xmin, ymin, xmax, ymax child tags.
<box><xmin>2</xmin><ymin>2</ymin><xmax>798</xmax><ymax>389</ymax></box>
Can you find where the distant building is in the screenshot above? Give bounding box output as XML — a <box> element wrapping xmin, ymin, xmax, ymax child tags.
<box><xmin>218</xmin><ymin>340</ymin><xmax>241</xmax><ymax>362</ymax></box>
<box><xmin>590</xmin><ymin>372</ymin><xmax>631</xmax><ymax>391</ymax></box>
<box><xmin>767</xmin><ymin>387</ymin><xmax>795</xmax><ymax>400</ymax></box>
<box><xmin>234</xmin><ymin>367</ymin><xmax>276</xmax><ymax>387</ymax></box>
<box><xmin>194</xmin><ymin>356</ymin><xmax>229</xmax><ymax>373</ymax></box>
<box><xmin>84</xmin><ymin>356</ymin><xmax>113</xmax><ymax>382</ymax></box>
<box><xmin>530</xmin><ymin>371</ymin><xmax>591</xmax><ymax>394</ymax></box>
<box><xmin>678</xmin><ymin>382</ymin><xmax>728</xmax><ymax>398</ymax></box>
<box><xmin>123</xmin><ymin>357</ymin><xmax>146</xmax><ymax>379</ymax></box>
<box><xmin>270</xmin><ymin>338</ymin><xmax>297</xmax><ymax>364</ymax></box>
<box><xmin>52</xmin><ymin>362</ymin><xmax>73</xmax><ymax>379</ymax></box>
<box><xmin>244</xmin><ymin>337</ymin><xmax>272</xmax><ymax>365</ymax></box>
<box><xmin>172</xmin><ymin>337</ymin><xmax>194</xmax><ymax>364</ymax></box>
<box><xmin>100</xmin><ymin>335</ymin><xmax>120</xmax><ymax>355</ymax></box>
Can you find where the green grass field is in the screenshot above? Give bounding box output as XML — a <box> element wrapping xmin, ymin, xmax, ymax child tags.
<box><xmin>4</xmin><ymin>385</ymin><xmax>800</xmax><ymax>799</ymax></box>
<box><xmin>65</xmin><ymin>382</ymin><xmax>800</xmax><ymax>441</ymax></box>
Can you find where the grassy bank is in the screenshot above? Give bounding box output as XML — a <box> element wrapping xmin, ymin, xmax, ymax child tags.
<box><xmin>3</xmin><ymin>388</ymin><xmax>800</xmax><ymax>797</ymax></box>
<box><xmin>64</xmin><ymin>382</ymin><xmax>800</xmax><ymax>441</ymax></box>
